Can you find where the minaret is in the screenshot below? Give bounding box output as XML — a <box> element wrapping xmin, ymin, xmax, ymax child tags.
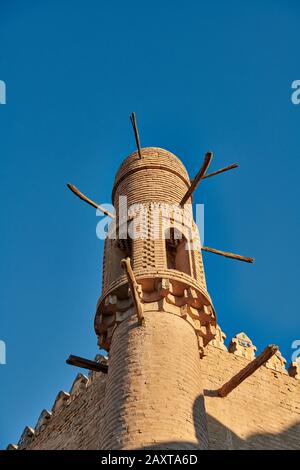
<box><xmin>95</xmin><ymin>147</ymin><xmax>217</xmax><ymax>450</ymax></box>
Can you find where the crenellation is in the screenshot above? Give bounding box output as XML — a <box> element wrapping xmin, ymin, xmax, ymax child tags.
<box><xmin>52</xmin><ymin>390</ymin><xmax>70</xmax><ymax>414</ymax></box>
<box><xmin>18</xmin><ymin>426</ymin><xmax>35</xmax><ymax>448</ymax></box>
<box><xmin>35</xmin><ymin>409</ymin><xmax>52</xmax><ymax>432</ymax></box>
<box><xmin>265</xmin><ymin>349</ymin><xmax>288</xmax><ymax>374</ymax></box>
<box><xmin>70</xmin><ymin>374</ymin><xmax>89</xmax><ymax>398</ymax></box>
<box><xmin>228</xmin><ymin>332</ymin><xmax>257</xmax><ymax>360</ymax></box>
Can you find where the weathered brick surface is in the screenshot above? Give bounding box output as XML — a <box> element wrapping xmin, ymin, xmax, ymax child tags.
<box><xmin>20</xmin><ymin>342</ymin><xmax>300</xmax><ymax>450</ymax></box>
<box><xmin>20</xmin><ymin>374</ymin><xmax>107</xmax><ymax>450</ymax></box>
<box><xmin>201</xmin><ymin>345</ymin><xmax>300</xmax><ymax>450</ymax></box>
<box><xmin>100</xmin><ymin>311</ymin><xmax>208</xmax><ymax>450</ymax></box>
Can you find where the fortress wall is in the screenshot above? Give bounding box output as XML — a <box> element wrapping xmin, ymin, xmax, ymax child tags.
<box><xmin>200</xmin><ymin>345</ymin><xmax>300</xmax><ymax>450</ymax></box>
<box><xmin>14</xmin><ymin>342</ymin><xmax>300</xmax><ymax>450</ymax></box>
<box><xmin>20</xmin><ymin>373</ymin><xmax>107</xmax><ymax>450</ymax></box>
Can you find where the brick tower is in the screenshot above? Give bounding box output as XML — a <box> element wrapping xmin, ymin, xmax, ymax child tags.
<box><xmin>8</xmin><ymin>118</ymin><xmax>300</xmax><ymax>451</ymax></box>
<box><xmin>95</xmin><ymin>147</ymin><xmax>216</xmax><ymax>449</ymax></box>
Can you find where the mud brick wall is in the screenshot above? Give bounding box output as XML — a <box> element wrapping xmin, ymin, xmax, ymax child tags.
<box><xmin>20</xmin><ymin>373</ymin><xmax>107</xmax><ymax>450</ymax></box>
<box><xmin>17</xmin><ymin>342</ymin><xmax>300</xmax><ymax>450</ymax></box>
<box><xmin>200</xmin><ymin>345</ymin><xmax>300</xmax><ymax>450</ymax></box>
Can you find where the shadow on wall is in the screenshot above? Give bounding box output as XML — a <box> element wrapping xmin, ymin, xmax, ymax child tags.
<box><xmin>140</xmin><ymin>395</ymin><xmax>300</xmax><ymax>450</ymax></box>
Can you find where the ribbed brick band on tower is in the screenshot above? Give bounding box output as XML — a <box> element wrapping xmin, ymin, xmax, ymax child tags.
<box><xmin>95</xmin><ymin>147</ymin><xmax>216</xmax><ymax>449</ymax></box>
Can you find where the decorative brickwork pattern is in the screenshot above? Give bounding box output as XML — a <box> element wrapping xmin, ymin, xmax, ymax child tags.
<box><xmin>96</xmin><ymin>148</ymin><xmax>216</xmax><ymax>358</ymax></box>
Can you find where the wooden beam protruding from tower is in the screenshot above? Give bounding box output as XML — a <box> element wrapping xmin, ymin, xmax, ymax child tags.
<box><xmin>130</xmin><ymin>112</ymin><xmax>142</xmax><ymax>159</ymax></box>
<box><xmin>202</xmin><ymin>246</ymin><xmax>254</xmax><ymax>264</ymax></box>
<box><xmin>67</xmin><ymin>183</ymin><xmax>115</xmax><ymax>219</ymax></box>
<box><xmin>66</xmin><ymin>354</ymin><xmax>108</xmax><ymax>373</ymax></box>
<box><xmin>218</xmin><ymin>344</ymin><xmax>278</xmax><ymax>397</ymax></box>
<box><xmin>180</xmin><ymin>151</ymin><xmax>213</xmax><ymax>206</ymax></box>
<box><xmin>121</xmin><ymin>257</ymin><xmax>144</xmax><ymax>325</ymax></box>
<box><xmin>203</xmin><ymin>162</ymin><xmax>238</xmax><ymax>180</ymax></box>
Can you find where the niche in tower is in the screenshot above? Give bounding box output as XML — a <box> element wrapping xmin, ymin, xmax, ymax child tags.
<box><xmin>165</xmin><ymin>227</ymin><xmax>191</xmax><ymax>276</ymax></box>
<box><xmin>109</xmin><ymin>224</ymin><xmax>132</xmax><ymax>283</ymax></box>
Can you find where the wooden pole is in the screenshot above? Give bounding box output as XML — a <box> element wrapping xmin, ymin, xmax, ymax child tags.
<box><xmin>67</xmin><ymin>183</ymin><xmax>115</xmax><ymax>219</ymax></box>
<box><xmin>180</xmin><ymin>151</ymin><xmax>213</xmax><ymax>206</ymax></box>
<box><xmin>202</xmin><ymin>246</ymin><xmax>254</xmax><ymax>263</ymax></box>
<box><xmin>66</xmin><ymin>354</ymin><xmax>108</xmax><ymax>373</ymax></box>
<box><xmin>130</xmin><ymin>112</ymin><xmax>142</xmax><ymax>159</ymax></box>
<box><xmin>121</xmin><ymin>257</ymin><xmax>144</xmax><ymax>325</ymax></box>
<box><xmin>203</xmin><ymin>163</ymin><xmax>238</xmax><ymax>180</ymax></box>
<box><xmin>218</xmin><ymin>344</ymin><xmax>278</xmax><ymax>397</ymax></box>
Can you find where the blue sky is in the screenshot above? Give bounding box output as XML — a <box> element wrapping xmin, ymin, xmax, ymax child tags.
<box><xmin>1</xmin><ymin>0</ymin><xmax>299</xmax><ymax>448</ymax></box>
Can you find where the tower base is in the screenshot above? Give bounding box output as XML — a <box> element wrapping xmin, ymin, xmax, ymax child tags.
<box><xmin>100</xmin><ymin>310</ymin><xmax>208</xmax><ymax>450</ymax></box>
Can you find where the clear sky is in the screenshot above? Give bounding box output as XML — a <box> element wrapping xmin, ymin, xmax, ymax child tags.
<box><xmin>1</xmin><ymin>0</ymin><xmax>299</xmax><ymax>448</ymax></box>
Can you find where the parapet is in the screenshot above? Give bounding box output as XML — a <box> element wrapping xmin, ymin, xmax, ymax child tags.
<box><xmin>9</xmin><ymin>354</ymin><xmax>108</xmax><ymax>450</ymax></box>
<box><xmin>6</xmin><ymin>331</ymin><xmax>300</xmax><ymax>451</ymax></box>
<box><xmin>210</xmin><ymin>325</ymin><xmax>297</xmax><ymax>380</ymax></box>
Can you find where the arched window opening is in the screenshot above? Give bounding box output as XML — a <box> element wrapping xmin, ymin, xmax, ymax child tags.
<box><xmin>165</xmin><ymin>228</ymin><xmax>191</xmax><ymax>276</ymax></box>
